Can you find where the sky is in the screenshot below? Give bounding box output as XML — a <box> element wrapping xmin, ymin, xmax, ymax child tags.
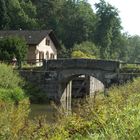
<box><xmin>88</xmin><ymin>0</ymin><xmax>140</xmax><ymax>36</ymax></box>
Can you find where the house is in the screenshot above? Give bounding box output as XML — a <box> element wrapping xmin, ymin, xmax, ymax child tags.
<box><xmin>0</xmin><ymin>30</ymin><xmax>60</xmax><ymax>64</ymax></box>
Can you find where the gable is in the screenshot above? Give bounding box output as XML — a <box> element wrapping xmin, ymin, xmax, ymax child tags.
<box><xmin>37</xmin><ymin>35</ymin><xmax>57</xmax><ymax>54</ymax></box>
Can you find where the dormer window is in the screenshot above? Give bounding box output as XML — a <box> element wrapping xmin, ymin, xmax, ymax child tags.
<box><xmin>46</xmin><ymin>39</ymin><xmax>50</xmax><ymax>45</ymax></box>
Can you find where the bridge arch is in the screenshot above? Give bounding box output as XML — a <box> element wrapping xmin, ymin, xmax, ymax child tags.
<box><xmin>44</xmin><ymin>59</ymin><xmax>120</xmax><ymax>110</ymax></box>
<box><xmin>57</xmin><ymin>68</ymin><xmax>106</xmax><ymax>94</ymax></box>
<box><xmin>56</xmin><ymin>69</ymin><xmax>110</xmax><ymax>111</ymax></box>
<box><xmin>58</xmin><ymin>69</ymin><xmax>106</xmax><ymax>84</ymax></box>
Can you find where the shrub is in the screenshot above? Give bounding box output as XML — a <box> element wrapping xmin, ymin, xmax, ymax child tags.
<box><xmin>0</xmin><ymin>36</ymin><xmax>27</xmax><ymax>64</ymax></box>
<box><xmin>0</xmin><ymin>63</ymin><xmax>23</xmax><ymax>89</ymax></box>
<box><xmin>0</xmin><ymin>87</ymin><xmax>26</xmax><ymax>102</ymax></box>
<box><xmin>0</xmin><ymin>63</ymin><xmax>26</xmax><ymax>102</ymax></box>
<box><xmin>71</xmin><ymin>41</ymin><xmax>100</xmax><ymax>59</ymax></box>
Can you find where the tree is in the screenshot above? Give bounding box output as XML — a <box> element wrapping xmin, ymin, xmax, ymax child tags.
<box><xmin>0</xmin><ymin>0</ymin><xmax>9</xmax><ymax>29</ymax></box>
<box><xmin>0</xmin><ymin>36</ymin><xmax>28</xmax><ymax>65</ymax></box>
<box><xmin>106</xmin><ymin>33</ymin><xmax>129</xmax><ymax>61</ymax></box>
<box><xmin>127</xmin><ymin>35</ymin><xmax>140</xmax><ymax>62</ymax></box>
<box><xmin>59</xmin><ymin>0</ymin><xmax>96</xmax><ymax>48</ymax></box>
<box><xmin>71</xmin><ymin>41</ymin><xmax>99</xmax><ymax>58</ymax></box>
<box><xmin>57</xmin><ymin>45</ymin><xmax>72</xmax><ymax>58</ymax></box>
<box><xmin>2</xmin><ymin>0</ymin><xmax>38</xmax><ymax>30</ymax></box>
<box><xmin>32</xmin><ymin>0</ymin><xmax>64</xmax><ymax>30</ymax></box>
<box><xmin>94</xmin><ymin>0</ymin><xmax>122</xmax><ymax>59</ymax></box>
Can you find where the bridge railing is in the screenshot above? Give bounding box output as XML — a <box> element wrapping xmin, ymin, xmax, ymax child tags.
<box><xmin>44</xmin><ymin>58</ymin><xmax>120</xmax><ymax>72</ymax></box>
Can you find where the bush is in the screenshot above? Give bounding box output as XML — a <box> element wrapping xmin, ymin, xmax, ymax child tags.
<box><xmin>0</xmin><ymin>88</ymin><xmax>26</xmax><ymax>102</ymax></box>
<box><xmin>0</xmin><ymin>63</ymin><xmax>23</xmax><ymax>89</ymax></box>
<box><xmin>0</xmin><ymin>36</ymin><xmax>27</xmax><ymax>63</ymax></box>
<box><xmin>71</xmin><ymin>41</ymin><xmax>100</xmax><ymax>59</ymax></box>
<box><xmin>0</xmin><ymin>63</ymin><xmax>26</xmax><ymax>102</ymax></box>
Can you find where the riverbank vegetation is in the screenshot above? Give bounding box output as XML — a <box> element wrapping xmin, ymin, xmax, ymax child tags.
<box><xmin>0</xmin><ymin>63</ymin><xmax>140</xmax><ymax>139</ymax></box>
<box><xmin>0</xmin><ymin>63</ymin><xmax>26</xmax><ymax>102</ymax></box>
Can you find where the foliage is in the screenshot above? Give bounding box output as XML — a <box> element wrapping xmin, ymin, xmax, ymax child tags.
<box><xmin>0</xmin><ymin>0</ymin><xmax>9</xmax><ymax>29</ymax></box>
<box><xmin>70</xmin><ymin>78</ymin><xmax>140</xmax><ymax>139</ymax></box>
<box><xmin>58</xmin><ymin>0</ymin><xmax>96</xmax><ymax>48</ymax></box>
<box><xmin>0</xmin><ymin>99</ymin><xmax>30</xmax><ymax>140</ymax></box>
<box><xmin>0</xmin><ymin>63</ymin><xmax>26</xmax><ymax>102</ymax></box>
<box><xmin>71</xmin><ymin>50</ymin><xmax>93</xmax><ymax>58</ymax></box>
<box><xmin>0</xmin><ymin>36</ymin><xmax>28</xmax><ymax>64</ymax></box>
<box><xmin>94</xmin><ymin>0</ymin><xmax>122</xmax><ymax>59</ymax></box>
<box><xmin>127</xmin><ymin>35</ymin><xmax>140</xmax><ymax>62</ymax></box>
<box><xmin>32</xmin><ymin>0</ymin><xmax>64</xmax><ymax>30</ymax></box>
<box><xmin>4</xmin><ymin>0</ymin><xmax>38</xmax><ymax>29</ymax></box>
<box><xmin>0</xmin><ymin>87</ymin><xmax>25</xmax><ymax>102</ymax></box>
<box><xmin>1</xmin><ymin>77</ymin><xmax>140</xmax><ymax>139</ymax></box>
<box><xmin>0</xmin><ymin>63</ymin><xmax>23</xmax><ymax>89</ymax></box>
<box><xmin>111</xmin><ymin>33</ymin><xmax>129</xmax><ymax>61</ymax></box>
<box><xmin>57</xmin><ymin>44</ymin><xmax>72</xmax><ymax>58</ymax></box>
<box><xmin>71</xmin><ymin>41</ymin><xmax>99</xmax><ymax>58</ymax></box>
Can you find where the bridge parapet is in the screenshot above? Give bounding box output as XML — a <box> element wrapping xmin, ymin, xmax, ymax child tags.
<box><xmin>44</xmin><ymin>59</ymin><xmax>120</xmax><ymax>72</ymax></box>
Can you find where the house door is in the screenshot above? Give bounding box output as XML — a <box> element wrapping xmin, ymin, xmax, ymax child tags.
<box><xmin>39</xmin><ymin>51</ymin><xmax>44</xmax><ymax>60</ymax></box>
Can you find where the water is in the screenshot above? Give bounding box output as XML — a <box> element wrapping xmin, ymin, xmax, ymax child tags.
<box><xmin>29</xmin><ymin>98</ymin><xmax>87</xmax><ymax>121</ymax></box>
<box><xmin>29</xmin><ymin>104</ymin><xmax>58</xmax><ymax>123</ymax></box>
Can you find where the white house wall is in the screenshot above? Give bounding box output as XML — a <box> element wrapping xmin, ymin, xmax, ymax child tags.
<box><xmin>36</xmin><ymin>35</ymin><xmax>57</xmax><ymax>60</ymax></box>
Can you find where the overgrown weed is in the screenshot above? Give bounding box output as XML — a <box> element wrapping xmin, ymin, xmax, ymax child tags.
<box><xmin>1</xmin><ymin>76</ymin><xmax>140</xmax><ymax>139</ymax></box>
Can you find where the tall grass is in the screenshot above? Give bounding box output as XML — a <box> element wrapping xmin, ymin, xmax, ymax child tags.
<box><xmin>0</xmin><ymin>78</ymin><xmax>140</xmax><ymax>139</ymax></box>
<box><xmin>65</xmin><ymin>78</ymin><xmax>140</xmax><ymax>139</ymax></box>
<box><xmin>0</xmin><ymin>63</ymin><xmax>140</xmax><ymax>139</ymax></box>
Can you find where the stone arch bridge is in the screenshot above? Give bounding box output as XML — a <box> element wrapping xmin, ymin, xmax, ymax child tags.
<box><xmin>20</xmin><ymin>59</ymin><xmax>139</xmax><ymax>110</ymax></box>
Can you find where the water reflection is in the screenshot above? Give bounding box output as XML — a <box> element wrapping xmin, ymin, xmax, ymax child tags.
<box><xmin>29</xmin><ymin>104</ymin><xmax>58</xmax><ymax>123</ymax></box>
<box><xmin>29</xmin><ymin>98</ymin><xmax>87</xmax><ymax>122</ymax></box>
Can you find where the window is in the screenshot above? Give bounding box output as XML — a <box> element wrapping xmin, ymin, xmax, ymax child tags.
<box><xmin>46</xmin><ymin>39</ymin><xmax>50</xmax><ymax>45</ymax></box>
<box><xmin>46</xmin><ymin>51</ymin><xmax>49</xmax><ymax>60</ymax></box>
<box><xmin>50</xmin><ymin>53</ymin><xmax>55</xmax><ymax>59</ymax></box>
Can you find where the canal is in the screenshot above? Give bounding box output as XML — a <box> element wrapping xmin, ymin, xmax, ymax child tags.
<box><xmin>29</xmin><ymin>104</ymin><xmax>58</xmax><ymax>123</ymax></box>
<box><xmin>29</xmin><ymin>98</ymin><xmax>86</xmax><ymax>122</ymax></box>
